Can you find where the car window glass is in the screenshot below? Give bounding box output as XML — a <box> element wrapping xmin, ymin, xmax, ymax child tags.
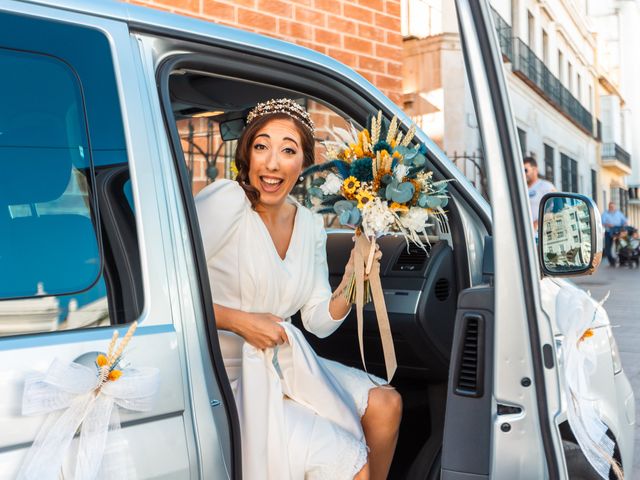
<box><xmin>0</xmin><ymin>48</ymin><xmax>100</xmax><ymax>299</ymax></box>
<box><xmin>0</xmin><ymin>15</ymin><xmax>143</xmax><ymax>337</ymax></box>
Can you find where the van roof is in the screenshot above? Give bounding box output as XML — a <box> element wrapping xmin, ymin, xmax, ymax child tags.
<box><xmin>16</xmin><ymin>0</ymin><xmax>379</xmax><ymax>98</ymax></box>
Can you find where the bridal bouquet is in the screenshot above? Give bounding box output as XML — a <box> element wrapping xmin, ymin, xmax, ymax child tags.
<box><xmin>303</xmin><ymin>112</ymin><xmax>449</xmax><ymax>382</ymax></box>
<box><xmin>305</xmin><ymin>111</ymin><xmax>449</xmax><ymax>250</ymax></box>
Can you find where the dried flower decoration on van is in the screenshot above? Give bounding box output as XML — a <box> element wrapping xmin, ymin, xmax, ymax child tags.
<box><xmin>18</xmin><ymin>321</ymin><xmax>160</xmax><ymax>479</ymax></box>
<box><xmin>302</xmin><ymin>111</ymin><xmax>450</xmax><ymax>382</ymax></box>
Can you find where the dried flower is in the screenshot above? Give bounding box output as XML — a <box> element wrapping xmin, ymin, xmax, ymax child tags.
<box><xmin>320</xmin><ymin>173</ymin><xmax>343</xmax><ymax>195</ymax></box>
<box><xmin>108</xmin><ymin>370</ymin><xmax>123</xmax><ymax>382</ymax></box>
<box><xmin>342</xmin><ymin>176</ymin><xmax>360</xmax><ymax>195</ymax></box>
<box><xmin>390</xmin><ymin>202</ymin><xmax>409</xmax><ymax>212</ymax></box>
<box><xmin>355</xmin><ymin>190</ymin><xmax>375</xmax><ymax>209</ymax></box>
<box><xmin>579</xmin><ymin>328</ymin><xmax>594</xmax><ymax>343</ymax></box>
<box><xmin>96</xmin><ymin>354</ymin><xmax>108</xmax><ymax>368</ymax></box>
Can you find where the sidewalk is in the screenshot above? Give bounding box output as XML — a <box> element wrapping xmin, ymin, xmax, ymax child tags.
<box><xmin>572</xmin><ymin>264</ymin><xmax>640</xmax><ymax>475</ymax></box>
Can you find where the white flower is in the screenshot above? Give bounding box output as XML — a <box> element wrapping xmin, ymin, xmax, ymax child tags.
<box><xmin>361</xmin><ymin>197</ymin><xmax>395</xmax><ymax>237</ymax></box>
<box><xmin>320</xmin><ymin>172</ymin><xmax>343</xmax><ymax>195</ymax></box>
<box><xmin>399</xmin><ymin>207</ymin><xmax>431</xmax><ymax>233</ymax></box>
<box><xmin>394</xmin><ymin>163</ymin><xmax>409</xmax><ymax>181</ymax></box>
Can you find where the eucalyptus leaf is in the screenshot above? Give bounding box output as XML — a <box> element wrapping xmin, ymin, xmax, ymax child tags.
<box><xmin>412</xmin><ymin>153</ymin><xmax>426</xmax><ymax>167</ymax></box>
<box><xmin>339</xmin><ymin>210</ymin><xmax>351</xmax><ymax>225</ymax></box>
<box><xmin>349</xmin><ymin>208</ymin><xmax>361</xmax><ymax>225</ymax></box>
<box><xmin>307</xmin><ymin>187</ymin><xmax>324</xmax><ymax>198</ymax></box>
<box><xmin>334</xmin><ymin>200</ymin><xmax>356</xmax><ymax>214</ymax></box>
<box><xmin>388</xmin><ymin>181</ymin><xmax>415</xmax><ymax>204</ymax></box>
<box><xmin>311</xmin><ymin>177</ymin><xmax>326</xmax><ymax>187</ymax></box>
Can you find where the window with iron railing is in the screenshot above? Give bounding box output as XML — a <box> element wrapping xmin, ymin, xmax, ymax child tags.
<box><xmin>602</xmin><ymin>143</ymin><xmax>631</xmax><ymax>168</ymax></box>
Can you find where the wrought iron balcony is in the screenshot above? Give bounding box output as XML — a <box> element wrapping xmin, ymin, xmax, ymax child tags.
<box><xmin>511</xmin><ymin>38</ymin><xmax>593</xmax><ymax>135</ymax></box>
<box><xmin>490</xmin><ymin>8</ymin><xmax>513</xmax><ymax>61</ymax></box>
<box><xmin>602</xmin><ymin>142</ymin><xmax>631</xmax><ymax>168</ymax></box>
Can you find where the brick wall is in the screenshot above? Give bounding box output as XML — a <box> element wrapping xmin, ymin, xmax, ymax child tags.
<box><xmin>124</xmin><ymin>0</ymin><xmax>403</xmax><ymax>104</ymax></box>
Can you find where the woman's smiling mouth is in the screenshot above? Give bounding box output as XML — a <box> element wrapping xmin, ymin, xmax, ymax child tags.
<box><xmin>260</xmin><ymin>176</ymin><xmax>284</xmax><ymax>192</ymax></box>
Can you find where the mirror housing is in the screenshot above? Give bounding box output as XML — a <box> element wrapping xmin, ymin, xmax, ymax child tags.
<box><xmin>537</xmin><ymin>192</ymin><xmax>603</xmax><ymax>277</ymax></box>
<box><xmin>219</xmin><ymin>117</ymin><xmax>246</xmax><ymax>141</ymax></box>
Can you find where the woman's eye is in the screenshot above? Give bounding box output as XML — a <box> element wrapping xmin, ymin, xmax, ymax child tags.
<box><xmin>283</xmin><ymin>147</ymin><xmax>297</xmax><ymax>155</ymax></box>
<box><xmin>253</xmin><ymin>143</ymin><xmax>267</xmax><ymax>150</ymax></box>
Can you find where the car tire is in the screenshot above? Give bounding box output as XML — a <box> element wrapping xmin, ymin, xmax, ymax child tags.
<box><xmin>563</xmin><ymin>440</ymin><xmax>621</xmax><ymax>480</ymax></box>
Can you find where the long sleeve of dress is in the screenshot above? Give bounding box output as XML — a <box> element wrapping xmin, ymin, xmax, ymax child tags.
<box><xmin>195</xmin><ymin>179</ymin><xmax>247</xmax><ymax>261</ymax></box>
<box><xmin>300</xmin><ymin>214</ymin><xmax>349</xmax><ymax>338</ymax></box>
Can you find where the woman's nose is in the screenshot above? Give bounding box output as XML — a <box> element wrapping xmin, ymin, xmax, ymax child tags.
<box><xmin>266</xmin><ymin>150</ymin><xmax>280</xmax><ymax>170</ymax></box>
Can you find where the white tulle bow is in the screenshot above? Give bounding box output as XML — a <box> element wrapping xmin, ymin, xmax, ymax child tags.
<box><xmin>556</xmin><ymin>288</ymin><xmax>618</xmax><ymax>479</ymax></box>
<box><xmin>19</xmin><ymin>358</ymin><xmax>160</xmax><ymax>480</ymax></box>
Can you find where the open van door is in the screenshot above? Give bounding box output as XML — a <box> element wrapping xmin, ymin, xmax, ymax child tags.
<box><xmin>441</xmin><ymin>1</ymin><xmax>565</xmax><ymax>478</ymax></box>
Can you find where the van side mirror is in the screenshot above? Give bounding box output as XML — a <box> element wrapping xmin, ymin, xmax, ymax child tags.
<box><xmin>538</xmin><ymin>193</ymin><xmax>603</xmax><ymax>276</ymax></box>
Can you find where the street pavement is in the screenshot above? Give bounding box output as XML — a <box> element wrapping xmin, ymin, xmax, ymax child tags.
<box><xmin>572</xmin><ymin>263</ymin><xmax>640</xmax><ymax>476</ymax></box>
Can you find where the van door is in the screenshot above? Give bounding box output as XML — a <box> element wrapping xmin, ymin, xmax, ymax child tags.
<box><xmin>0</xmin><ymin>4</ymin><xmax>232</xmax><ymax>478</ymax></box>
<box><xmin>441</xmin><ymin>1</ymin><xmax>565</xmax><ymax>479</ymax></box>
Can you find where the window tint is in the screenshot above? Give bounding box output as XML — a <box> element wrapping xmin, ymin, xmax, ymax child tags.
<box><xmin>0</xmin><ymin>48</ymin><xmax>100</xmax><ymax>299</ymax></box>
<box><xmin>0</xmin><ymin>14</ymin><xmax>143</xmax><ymax>336</ymax></box>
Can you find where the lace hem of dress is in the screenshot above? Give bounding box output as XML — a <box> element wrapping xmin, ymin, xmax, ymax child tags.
<box><xmin>326</xmin><ymin>426</ymin><xmax>368</xmax><ymax>480</ymax></box>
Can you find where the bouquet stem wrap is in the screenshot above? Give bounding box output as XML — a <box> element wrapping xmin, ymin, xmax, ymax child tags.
<box><xmin>18</xmin><ymin>358</ymin><xmax>160</xmax><ymax>480</ymax></box>
<box><xmin>352</xmin><ymin>234</ymin><xmax>397</xmax><ymax>383</ymax></box>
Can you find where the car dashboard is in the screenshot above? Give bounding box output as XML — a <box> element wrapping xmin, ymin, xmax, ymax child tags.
<box><xmin>293</xmin><ymin>232</ymin><xmax>458</xmax><ymax>382</ymax></box>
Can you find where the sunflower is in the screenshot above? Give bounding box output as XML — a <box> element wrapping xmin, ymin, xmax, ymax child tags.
<box><xmin>355</xmin><ymin>190</ymin><xmax>374</xmax><ymax>209</ymax></box>
<box><xmin>390</xmin><ymin>202</ymin><xmax>409</xmax><ymax>212</ymax></box>
<box><xmin>342</xmin><ymin>176</ymin><xmax>360</xmax><ymax>195</ymax></box>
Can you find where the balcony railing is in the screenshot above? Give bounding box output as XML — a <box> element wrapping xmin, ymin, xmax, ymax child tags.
<box><xmin>491</xmin><ymin>8</ymin><xmax>513</xmax><ymax>61</ymax></box>
<box><xmin>512</xmin><ymin>38</ymin><xmax>593</xmax><ymax>135</ymax></box>
<box><xmin>602</xmin><ymin>142</ymin><xmax>631</xmax><ymax>168</ymax></box>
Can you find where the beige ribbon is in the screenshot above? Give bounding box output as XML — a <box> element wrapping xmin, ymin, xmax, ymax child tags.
<box><xmin>354</xmin><ymin>234</ymin><xmax>397</xmax><ymax>383</ymax></box>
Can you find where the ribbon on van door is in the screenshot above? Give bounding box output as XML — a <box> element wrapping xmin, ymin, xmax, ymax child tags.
<box><xmin>555</xmin><ymin>288</ymin><xmax>623</xmax><ymax>480</ymax></box>
<box><xmin>351</xmin><ymin>234</ymin><xmax>397</xmax><ymax>383</ymax></box>
<box><xmin>18</xmin><ymin>322</ymin><xmax>160</xmax><ymax>480</ymax></box>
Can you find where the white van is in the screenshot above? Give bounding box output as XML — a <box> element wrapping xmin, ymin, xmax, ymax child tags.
<box><xmin>0</xmin><ymin>0</ymin><xmax>634</xmax><ymax>478</ymax></box>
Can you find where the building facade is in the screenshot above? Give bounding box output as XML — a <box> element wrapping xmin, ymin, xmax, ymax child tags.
<box><xmin>402</xmin><ymin>0</ymin><xmax>638</xmax><ymax>222</ymax></box>
<box><xmin>125</xmin><ymin>0</ymin><xmax>403</xmax><ymax>104</ymax></box>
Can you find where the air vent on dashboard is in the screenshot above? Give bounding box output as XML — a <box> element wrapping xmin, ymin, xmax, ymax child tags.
<box><xmin>454</xmin><ymin>315</ymin><xmax>484</xmax><ymax>397</ymax></box>
<box><xmin>393</xmin><ymin>244</ymin><xmax>428</xmax><ymax>271</ymax></box>
<box><xmin>434</xmin><ymin>278</ymin><xmax>450</xmax><ymax>301</ymax></box>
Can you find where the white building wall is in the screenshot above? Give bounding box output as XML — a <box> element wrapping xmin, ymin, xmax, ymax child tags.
<box><xmin>618</xmin><ymin>0</ymin><xmax>640</xmax><ymax>184</ymax></box>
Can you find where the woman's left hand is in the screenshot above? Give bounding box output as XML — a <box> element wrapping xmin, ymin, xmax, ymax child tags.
<box><xmin>342</xmin><ymin>241</ymin><xmax>382</xmax><ymax>282</ymax></box>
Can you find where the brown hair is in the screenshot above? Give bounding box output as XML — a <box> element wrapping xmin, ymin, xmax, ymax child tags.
<box><xmin>523</xmin><ymin>156</ymin><xmax>538</xmax><ymax>168</ymax></box>
<box><xmin>235</xmin><ymin>112</ymin><xmax>315</xmax><ymax>207</ymax></box>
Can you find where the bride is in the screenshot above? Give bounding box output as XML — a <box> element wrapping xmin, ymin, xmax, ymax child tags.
<box><xmin>195</xmin><ymin>98</ymin><xmax>402</xmax><ymax>480</ymax></box>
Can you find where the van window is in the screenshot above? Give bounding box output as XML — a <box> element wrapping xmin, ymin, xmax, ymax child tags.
<box><xmin>0</xmin><ymin>14</ymin><xmax>143</xmax><ymax>336</ymax></box>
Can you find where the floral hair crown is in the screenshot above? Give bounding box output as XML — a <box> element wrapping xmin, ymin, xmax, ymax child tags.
<box><xmin>246</xmin><ymin>98</ymin><xmax>315</xmax><ymax>136</ymax></box>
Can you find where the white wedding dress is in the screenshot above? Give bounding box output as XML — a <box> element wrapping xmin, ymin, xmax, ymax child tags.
<box><xmin>195</xmin><ymin>179</ymin><xmax>383</xmax><ymax>480</ymax></box>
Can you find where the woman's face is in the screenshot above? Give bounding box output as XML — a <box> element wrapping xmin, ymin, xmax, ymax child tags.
<box><xmin>248</xmin><ymin>118</ymin><xmax>304</xmax><ymax>208</ymax></box>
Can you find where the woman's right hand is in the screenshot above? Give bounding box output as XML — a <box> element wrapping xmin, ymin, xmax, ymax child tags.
<box><xmin>236</xmin><ymin>313</ymin><xmax>288</xmax><ymax>350</ymax></box>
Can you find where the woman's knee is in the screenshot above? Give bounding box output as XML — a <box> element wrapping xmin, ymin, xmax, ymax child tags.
<box><xmin>367</xmin><ymin>387</ymin><xmax>402</xmax><ymax>423</ymax></box>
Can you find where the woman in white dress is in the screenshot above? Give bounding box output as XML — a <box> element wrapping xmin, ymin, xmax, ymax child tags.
<box><xmin>195</xmin><ymin>99</ymin><xmax>402</xmax><ymax>480</ymax></box>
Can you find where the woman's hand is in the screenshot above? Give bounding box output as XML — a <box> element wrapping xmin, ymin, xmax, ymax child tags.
<box><xmin>235</xmin><ymin>313</ymin><xmax>289</xmax><ymax>350</ymax></box>
<box><xmin>213</xmin><ymin>304</ymin><xmax>288</xmax><ymax>350</ymax></box>
<box><xmin>342</xmin><ymin>241</ymin><xmax>382</xmax><ymax>283</ymax></box>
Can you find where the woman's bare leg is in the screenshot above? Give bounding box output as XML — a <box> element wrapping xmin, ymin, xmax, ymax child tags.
<box><xmin>354</xmin><ymin>462</ymin><xmax>370</xmax><ymax>480</ymax></box>
<box><xmin>361</xmin><ymin>387</ymin><xmax>402</xmax><ymax>480</ymax></box>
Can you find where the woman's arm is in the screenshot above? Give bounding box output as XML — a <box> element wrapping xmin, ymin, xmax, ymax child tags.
<box><xmin>214</xmin><ymin>304</ymin><xmax>288</xmax><ymax>349</ymax></box>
